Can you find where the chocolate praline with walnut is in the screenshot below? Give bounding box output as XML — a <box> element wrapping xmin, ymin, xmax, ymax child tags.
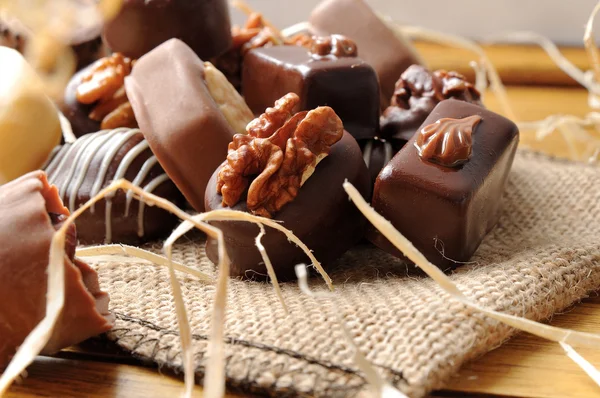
<box><xmin>205</xmin><ymin>93</ymin><xmax>371</xmax><ymax>280</ymax></box>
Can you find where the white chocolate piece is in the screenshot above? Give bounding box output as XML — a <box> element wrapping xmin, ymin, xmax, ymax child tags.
<box><xmin>0</xmin><ymin>47</ymin><xmax>61</xmax><ymax>185</ymax></box>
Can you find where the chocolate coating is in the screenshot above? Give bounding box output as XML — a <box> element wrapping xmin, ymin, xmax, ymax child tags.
<box><xmin>103</xmin><ymin>0</ymin><xmax>232</xmax><ymax>60</ymax></box>
<box><xmin>0</xmin><ymin>171</ymin><xmax>112</xmax><ymax>366</ymax></box>
<box><xmin>60</xmin><ymin>65</ymin><xmax>101</xmax><ymax>138</ymax></box>
<box><xmin>369</xmin><ymin>99</ymin><xmax>519</xmax><ymax>269</ymax></box>
<box><xmin>310</xmin><ymin>0</ymin><xmax>423</xmax><ymax>109</ymax></box>
<box><xmin>43</xmin><ymin>128</ymin><xmax>185</xmax><ymax>244</ymax></box>
<box><xmin>359</xmin><ymin>138</ymin><xmax>403</xmax><ymax>186</ymax></box>
<box><xmin>380</xmin><ymin>65</ymin><xmax>482</xmax><ymax>144</ymax></box>
<box><xmin>205</xmin><ymin>132</ymin><xmax>371</xmax><ymax>280</ymax></box>
<box><xmin>126</xmin><ymin>39</ymin><xmax>235</xmax><ymax>212</ymax></box>
<box><xmin>243</xmin><ymin>45</ymin><xmax>380</xmax><ymax>140</ymax></box>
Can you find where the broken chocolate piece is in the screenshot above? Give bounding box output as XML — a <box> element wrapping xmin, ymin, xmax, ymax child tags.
<box><xmin>380</xmin><ymin>65</ymin><xmax>482</xmax><ymax>144</ymax></box>
<box><xmin>309</xmin><ymin>0</ymin><xmax>423</xmax><ymax>109</ymax></box>
<box><xmin>103</xmin><ymin>0</ymin><xmax>232</xmax><ymax>60</ymax></box>
<box><xmin>0</xmin><ymin>171</ymin><xmax>113</xmax><ymax>367</ymax></box>
<box><xmin>369</xmin><ymin>99</ymin><xmax>519</xmax><ymax>269</ymax></box>
<box><xmin>43</xmin><ymin>128</ymin><xmax>184</xmax><ymax>244</ymax></box>
<box><xmin>243</xmin><ymin>42</ymin><xmax>380</xmax><ymax>140</ymax></box>
<box><xmin>126</xmin><ymin>39</ymin><xmax>248</xmax><ymax>212</ymax></box>
<box><xmin>205</xmin><ymin>131</ymin><xmax>371</xmax><ymax>280</ymax></box>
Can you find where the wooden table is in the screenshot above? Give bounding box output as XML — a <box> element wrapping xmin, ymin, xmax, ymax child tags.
<box><xmin>7</xmin><ymin>43</ymin><xmax>600</xmax><ymax>398</ymax></box>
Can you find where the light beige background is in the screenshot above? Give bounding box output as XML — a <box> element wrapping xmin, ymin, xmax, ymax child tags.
<box><xmin>230</xmin><ymin>0</ymin><xmax>600</xmax><ymax>46</ymax></box>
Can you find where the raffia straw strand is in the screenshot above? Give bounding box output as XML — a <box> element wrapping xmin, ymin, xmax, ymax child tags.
<box><xmin>75</xmin><ymin>244</ymin><xmax>214</xmax><ymax>282</ymax></box>
<box><xmin>560</xmin><ymin>342</ymin><xmax>600</xmax><ymax>387</ymax></box>
<box><xmin>255</xmin><ymin>224</ymin><xmax>289</xmax><ymax>314</ymax></box>
<box><xmin>343</xmin><ymin>181</ymin><xmax>600</xmax><ymax>350</ymax></box>
<box><xmin>585</xmin><ymin>1</ymin><xmax>600</xmax><ymax>86</ymax></box>
<box><xmin>295</xmin><ymin>265</ymin><xmax>408</xmax><ymax>398</ymax></box>
<box><xmin>230</xmin><ymin>0</ymin><xmax>283</xmax><ymax>38</ymax></box>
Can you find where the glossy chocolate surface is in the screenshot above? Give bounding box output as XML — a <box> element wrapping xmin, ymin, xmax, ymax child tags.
<box><xmin>243</xmin><ymin>45</ymin><xmax>380</xmax><ymax>140</ymax></box>
<box><xmin>369</xmin><ymin>99</ymin><xmax>519</xmax><ymax>269</ymax></box>
<box><xmin>126</xmin><ymin>39</ymin><xmax>235</xmax><ymax>212</ymax></box>
<box><xmin>359</xmin><ymin>138</ymin><xmax>403</xmax><ymax>186</ymax></box>
<box><xmin>103</xmin><ymin>0</ymin><xmax>232</xmax><ymax>60</ymax></box>
<box><xmin>60</xmin><ymin>65</ymin><xmax>101</xmax><ymax>138</ymax></box>
<box><xmin>43</xmin><ymin>128</ymin><xmax>184</xmax><ymax>244</ymax></box>
<box><xmin>380</xmin><ymin>65</ymin><xmax>482</xmax><ymax>144</ymax></box>
<box><xmin>310</xmin><ymin>0</ymin><xmax>423</xmax><ymax>109</ymax></box>
<box><xmin>205</xmin><ymin>132</ymin><xmax>371</xmax><ymax>280</ymax></box>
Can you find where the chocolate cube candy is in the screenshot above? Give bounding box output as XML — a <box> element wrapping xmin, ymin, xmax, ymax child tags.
<box><xmin>310</xmin><ymin>0</ymin><xmax>423</xmax><ymax>109</ymax></box>
<box><xmin>369</xmin><ymin>99</ymin><xmax>519</xmax><ymax>269</ymax></box>
<box><xmin>103</xmin><ymin>0</ymin><xmax>232</xmax><ymax>60</ymax></box>
<box><xmin>242</xmin><ymin>38</ymin><xmax>380</xmax><ymax>140</ymax></box>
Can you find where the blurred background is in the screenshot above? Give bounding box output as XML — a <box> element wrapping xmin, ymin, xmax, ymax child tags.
<box><xmin>230</xmin><ymin>0</ymin><xmax>600</xmax><ymax>45</ymax></box>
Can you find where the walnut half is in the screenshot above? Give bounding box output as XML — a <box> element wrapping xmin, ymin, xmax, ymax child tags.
<box><xmin>76</xmin><ymin>53</ymin><xmax>138</xmax><ymax>129</ymax></box>
<box><xmin>217</xmin><ymin>93</ymin><xmax>344</xmax><ymax>218</ymax></box>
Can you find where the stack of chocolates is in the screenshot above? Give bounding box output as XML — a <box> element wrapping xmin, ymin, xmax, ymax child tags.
<box><xmin>0</xmin><ymin>0</ymin><xmax>520</xmax><ymax>361</ymax></box>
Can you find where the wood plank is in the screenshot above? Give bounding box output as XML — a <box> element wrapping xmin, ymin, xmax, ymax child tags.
<box><xmin>414</xmin><ymin>42</ymin><xmax>591</xmax><ymax>87</ymax></box>
<box><xmin>440</xmin><ymin>295</ymin><xmax>600</xmax><ymax>398</ymax></box>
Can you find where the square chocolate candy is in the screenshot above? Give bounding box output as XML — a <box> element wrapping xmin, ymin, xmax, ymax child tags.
<box><xmin>242</xmin><ymin>44</ymin><xmax>380</xmax><ymax>140</ymax></box>
<box><xmin>369</xmin><ymin>99</ymin><xmax>519</xmax><ymax>269</ymax></box>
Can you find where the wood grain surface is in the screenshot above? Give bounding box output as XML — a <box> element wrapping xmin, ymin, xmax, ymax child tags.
<box><xmin>6</xmin><ymin>45</ymin><xmax>600</xmax><ymax>398</ymax></box>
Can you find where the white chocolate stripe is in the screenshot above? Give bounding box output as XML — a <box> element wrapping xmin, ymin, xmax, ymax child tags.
<box><xmin>68</xmin><ymin>130</ymin><xmax>120</xmax><ymax>212</ymax></box>
<box><xmin>89</xmin><ymin>128</ymin><xmax>139</xmax><ymax>213</ymax></box>
<box><xmin>125</xmin><ymin>156</ymin><xmax>159</xmax><ymax>217</ymax></box>
<box><xmin>362</xmin><ymin>139</ymin><xmax>373</xmax><ymax>166</ymax></box>
<box><xmin>137</xmin><ymin>173</ymin><xmax>170</xmax><ymax>237</ymax></box>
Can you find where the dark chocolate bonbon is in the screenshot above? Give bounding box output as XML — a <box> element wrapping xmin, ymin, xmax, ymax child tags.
<box><xmin>370</xmin><ymin>99</ymin><xmax>519</xmax><ymax>269</ymax></box>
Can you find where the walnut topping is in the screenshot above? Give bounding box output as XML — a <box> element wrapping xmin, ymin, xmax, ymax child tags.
<box><xmin>217</xmin><ymin>93</ymin><xmax>344</xmax><ymax>218</ymax></box>
<box><xmin>415</xmin><ymin>115</ymin><xmax>482</xmax><ymax>167</ymax></box>
<box><xmin>310</xmin><ymin>35</ymin><xmax>358</xmax><ymax>59</ymax></box>
<box><xmin>76</xmin><ymin>53</ymin><xmax>138</xmax><ymax>129</ymax></box>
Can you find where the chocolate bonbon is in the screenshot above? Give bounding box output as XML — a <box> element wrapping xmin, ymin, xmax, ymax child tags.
<box><xmin>212</xmin><ymin>12</ymin><xmax>312</xmax><ymax>92</ymax></box>
<box><xmin>369</xmin><ymin>99</ymin><xmax>519</xmax><ymax>269</ymax></box>
<box><xmin>44</xmin><ymin>128</ymin><xmax>184</xmax><ymax>244</ymax></box>
<box><xmin>310</xmin><ymin>0</ymin><xmax>423</xmax><ymax>109</ymax></box>
<box><xmin>103</xmin><ymin>0</ymin><xmax>232</xmax><ymax>60</ymax></box>
<box><xmin>360</xmin><ymin>138</ymin><xmax>403</xmax><ymax>186</ymax></box>
<box><xmin>126</xmin><ymin>39</ymin><xmax>251</xmax><ymax>212</ymax></box>
<box><xmin>205</xmin><ymin>94</ymin><xmax>371</xmax><ymax>279</ymax></box>
<box><xmin>242</xmin><ymin>36</ymin><xmax>380</xmax><ymax>140</ymax></box>
<box><xmin>380</xmin><ymin>65</ymin><xmax>482</xmax><ymax>144</ymax></box>
<box><xmin>0</xmin><ymin>171</ymin><xmax>112</xmax><ymax>366</ymax></box>
<box><xmin>61</xmin><ymin>53</ymin><xmax>138</xmax><ymax>138</ymax></box>
<box><xmin>0</xmin><ymin>47</ymin><xmax>62</xmax><ymax>185</ymax></box>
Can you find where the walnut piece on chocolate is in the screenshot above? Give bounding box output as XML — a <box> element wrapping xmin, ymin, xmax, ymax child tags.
<box><xmin>310</xmin><ymin>35</ymin><xmax>357</xmax><ymax>59</ymax></box>
<box><xmin>217</xmin><ymin>93</ymin><xmax>344</xmax><ymax>218</ymax></box>
<box><xmin>380</xmin><ymin>65</ymin><xmax>482</xmax><ymax>143</ymax></box>
<box><xmin>76</xmin><ymin>53</ymin><xmax>138</xmax><ymax>129</ymax></box>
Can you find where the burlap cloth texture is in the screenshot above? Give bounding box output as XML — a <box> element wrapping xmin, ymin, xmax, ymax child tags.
<box><xmin>94</xmin><ymin>149</ymin><xmax>600</xmax><ymax>397</ymax></box>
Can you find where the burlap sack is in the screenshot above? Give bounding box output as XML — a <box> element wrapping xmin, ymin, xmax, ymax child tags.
<box><xmin>95</xmin><ymin>149</ymin><xmax>600</xmax><ymax>397</ymax></box>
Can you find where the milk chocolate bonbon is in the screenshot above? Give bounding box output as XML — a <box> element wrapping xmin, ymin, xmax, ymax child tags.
<box><xmin>380</xmin><ymin>65</ymin><xmax>482</xmax><ymax>144</ymax></box>
<box><xmin>369</xmin><ymin>99</ymin><xmax>519</xmax><ymax>269</ymax></box>
<box><xmin>243</xmin><ymin>38</ymin><xmax>380</xmax><ymax>140</ymax></box>
<box><xmin>103</xmin><ymin>0</ymin><xmax>232</xmax><ymax>60</ymax></box>
<box><xmin>0</xmin><ymin>171</ymin><xmax>112</xmax><ymax>366</ymax></box>
<box><xmin>44</xmin><ymin>128</ymin><xmax>184</xmax><ymax>244</ymax></box>
<box><xmin>310</xmin><ymin>0</ymin><xmax>423</xmax><ymax>109</ymax></box>
<box><xmin>126</xmin><ymin>39</ymin><xmax>246</xmax><ymax>212</ymax></box>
